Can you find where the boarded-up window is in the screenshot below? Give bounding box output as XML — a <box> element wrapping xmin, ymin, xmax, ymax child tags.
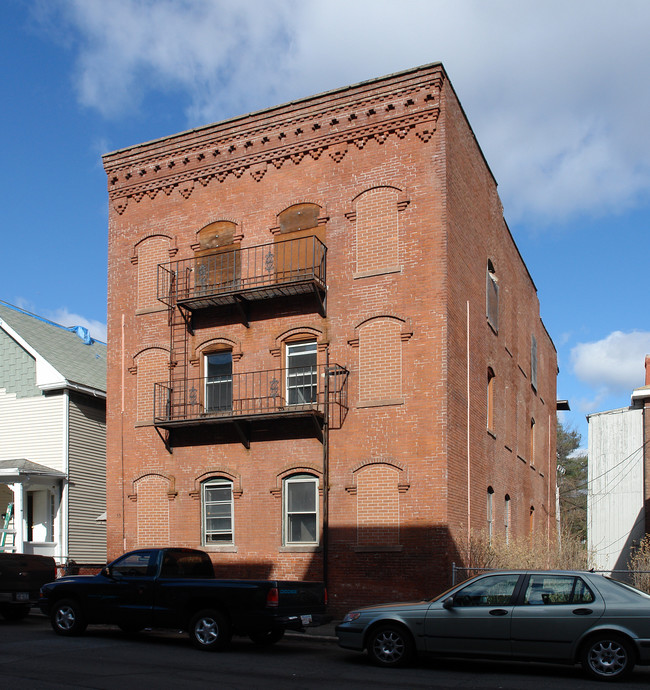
<box><xmin>356</xmin><ymin>464</ymin><xmax>400</xmax><ymax>545</ymax></box>
<box><xmin>275</xmin><ymin>204</ymin><xmax>324</xmax><ymax>282</ymax></box>
<box><xmin>486</xmin><ymin>260</ymin><xmax>499</xmax><ymax>332</ymax></box>
<box><xmin>194</xmin><ymin>221</ymin><xmax>240</xmax><ymax>294</ymax></box>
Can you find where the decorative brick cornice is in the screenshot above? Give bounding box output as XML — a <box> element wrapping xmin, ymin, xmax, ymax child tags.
<box><xmin>104</xmin><ymin>68</ymin><xmax>444</xmax><ymax>214</ymax></box>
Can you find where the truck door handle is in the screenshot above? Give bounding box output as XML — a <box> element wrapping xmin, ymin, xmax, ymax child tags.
<box><xmin>572</xmin><ymin>608</ymin><xmax>593</xmax><ymax>616</ymax></box>
<box><xmin>489</xmin><ymin>609</ymin><xmax>508</xmax><ymax>616</ymax></box>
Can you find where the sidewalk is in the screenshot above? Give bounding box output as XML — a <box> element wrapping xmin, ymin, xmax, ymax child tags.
<box><xmin>287</xmin><ymin>620</ymin><xmax>340</xmax><ymax>643</ymax></box>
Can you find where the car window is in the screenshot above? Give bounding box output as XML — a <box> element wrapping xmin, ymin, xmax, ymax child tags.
<box><xmin>453</xmin><ymin>574</ymin><xmax>520</xmax><ymax>607</ymax></box>
<box><xmin>111</xmin><ymin>551</ymin><xmax>157</xmax><ymax>578</ymax></box>
<box><xmin>523</xmin><ymin>575</ymin><xmax>595</xmax><ymax>605</ymax></box>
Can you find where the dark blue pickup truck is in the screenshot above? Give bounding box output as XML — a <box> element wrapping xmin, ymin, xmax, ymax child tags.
<box><xmin>39</xmin><ymin>547</ymin><xmax>326</xmax><ymax>650</ymax></box>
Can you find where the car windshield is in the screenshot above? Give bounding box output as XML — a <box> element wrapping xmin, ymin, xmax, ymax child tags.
<box><xmin>605</xmin><ymin>577</ymin><xmax>650</xmax><ymax>600</ymax></box>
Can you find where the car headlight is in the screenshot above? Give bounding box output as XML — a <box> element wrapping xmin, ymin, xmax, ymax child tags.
<box><xmin>342</xmin><ymin>612</ymin><xmax>361</xmax><ymax>623</ymax></box>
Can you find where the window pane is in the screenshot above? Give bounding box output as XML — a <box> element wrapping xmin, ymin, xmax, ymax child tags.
<box><xmin>202</xmin><ymin>480</ymin><xmax>233</xmax><ymax>544</ymax></box>
<box><xmin>205</xmin><ymin>486</ymin><xmax>231</xmax><ymax>502</ymax></box>
<box><xmin>454</xmin><ymin>574</ymin><xmax>519</xmax><ymax>607</ymax></box>
<box><xmin>289</xmin><ymin>514</ymin><xmax>317</xmax><ymax>542</ymax></box>
<box><xmin>288</xmin><ymin>481</ymin><xmax>316</xmax><ymax>512</ymax></box>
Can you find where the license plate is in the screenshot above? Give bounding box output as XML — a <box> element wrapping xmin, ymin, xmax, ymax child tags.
<box><xmin>16</xmin><ymin>592</ymin><xmax>29</xmax><ymax>601</ymax></box>
<box><xmin>300</xmin><ymin>614</ymin><xmax>312</xmax><ymax>626</ymax></box>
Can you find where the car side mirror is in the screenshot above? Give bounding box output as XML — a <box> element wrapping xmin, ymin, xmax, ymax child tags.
<box><xmin>442</xmin><ymin>596</ymin><xmax>455</xmax><ymax>610</ymax></box>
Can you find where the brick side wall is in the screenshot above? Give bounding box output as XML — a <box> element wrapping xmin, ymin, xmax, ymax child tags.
<box><xmin>104</xmin><ymin>64</ymin><xmax>557</xmax><ymax>613</ymax></box>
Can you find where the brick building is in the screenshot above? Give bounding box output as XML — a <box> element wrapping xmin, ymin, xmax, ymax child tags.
<box><xmin>103</xmin><ymin>63</ymin><xmax>557</xmax><ymax>612</ymax></box>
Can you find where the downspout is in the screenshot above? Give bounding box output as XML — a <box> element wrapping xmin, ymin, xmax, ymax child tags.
<box><xmin>322</xmin><ymin>353</ymin><xmax>330</xmax><ymax>589</ymax></box>
<box><xmin>466</xmin><ymin>301</ymin><xmax>471</xmax><ymax>550</ymax></box>
<box><xmin>121</xmin><ymin>313</ymin><xmax>126</xmax><ymax>552</ymax></box>
<box><xmin>61</xmin><ymin>389</ymin><xmax>70</xmax><ymax>564</ymax></box>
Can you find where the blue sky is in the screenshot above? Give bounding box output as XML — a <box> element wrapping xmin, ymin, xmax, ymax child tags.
<box><xmin>2</xmin><ymin>0</ymin><xmax>649</xmax><ymax>445</ymax></box>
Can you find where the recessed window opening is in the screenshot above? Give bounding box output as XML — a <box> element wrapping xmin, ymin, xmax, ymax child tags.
<box><xmin>202</xmin><ymin>478</ymin><xmax>234</xmax><ymax>544</ymax></box>
<box><xmin>284</xmin><ymin>474</ymin><xmax>319</xmax><ymax>545</ymax></box>
<box><xmin>205</xmin><ymin>351</ymin><xmax>233</xmax><ymax>412</ymax></box>
<box><xmin>286</xmin><ymin>340</ymin><xmax>317</xmax><ymax>405</ymax></box>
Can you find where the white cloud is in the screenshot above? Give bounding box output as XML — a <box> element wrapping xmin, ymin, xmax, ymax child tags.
<box><xmin>49</xmin><ymin>308</ymin><xmax>107</xmax><ymax>344</ymax></box>
<box><xmin>571</xmin><ymin>331</ymin><xmax>650</xmax><ymax>403</ymax></box>
<box><xmin>38</xmin><ymin>0</ymin><xmax>650</xmax><ymax>224</ymax></box>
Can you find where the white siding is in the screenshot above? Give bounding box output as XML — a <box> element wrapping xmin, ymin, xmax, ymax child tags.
<box><xmin>0</xmin><ymin>388</ymin><xmax>65</xmax><ymax>470</ymax></box>
<box><xmin>588</xmin><ymin>407</ymin><xmax>644</xmax><ymax>571</ymax></box>
<box><xmin>67</xmin><ymin>394</ymin><xmax>106</xmax><ymax>563</ymax></box>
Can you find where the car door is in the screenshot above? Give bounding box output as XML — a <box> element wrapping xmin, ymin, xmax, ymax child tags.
<box><xmin>510</xmin><ymin>573</ymin><xmax>605</xmax><ymax>661</ymax></box>
<box><xmin>90</xmin><ymin>550</ymin><xmax>159</xmax><ymax>627</ymax></box>
<box><xmin>424</xmin><ymin>573</ymin><xmax>523</xmax><ymax>657</ymax></box>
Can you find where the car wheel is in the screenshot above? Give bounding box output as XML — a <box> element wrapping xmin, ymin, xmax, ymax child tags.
<box><xmin>249</xmin><ymin>628</ymin><xmax>285</xmax><ymax>646</ymax></box>
<box><xmin>188</xmin><ymin>609</ymin><xmax>231</xmax><ymax>651</ymax></box>
<box><xmin>367</xmin><ymin>624</ymin><xmax>415</xmax><ymax>667</ymax></box>
<box><xmin>0</xmin><ymin>604</ymin><xmax>31</xmax><ymax>621</ymax></box>
<box><xmin>581</xmin><ymin>634</ymin><xmax>634</xmax><ymax>681</ymax></box>
<box><xmin>50</xmin><ymin>599</ymin><xmax>87</xmax><ymax>636</ymax></box>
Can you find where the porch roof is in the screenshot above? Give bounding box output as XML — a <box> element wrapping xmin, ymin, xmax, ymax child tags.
<box><xmin>0</xmin><ymin>459</ymin><xmax>66</xmax><ymax>480</ymax></box>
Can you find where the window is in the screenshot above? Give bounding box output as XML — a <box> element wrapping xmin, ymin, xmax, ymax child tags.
<box><xmin>486</xmin><ymin>260</ymin><xmax>499</xmax><ymax>332</ymax></box>
<box><xmin>194</xmin><ymin>221</ymin><xmax>240</xmax><ymax>295</ymax></box>
<box><xmin>283</xmin><ymin>474</ymin><xmax>319</xmax><ymax>545</ymax></box>
<box><xmin>530</xmin><ymin>417</ymin><xmax>536</xmax><ymax>466</ymax></box>
<box><xmin>286</xmin><ymin>340</ymin><xmax>317</xmax><ymax>405</ymax></box>
<box><xmin>487</xmin><ymin>367</ymin><xmax>495</xmax><ymax>431</ymax></box>
<box><xmin>452</xmin><ymin>573</ymin><xmax>520</xmax><ymax>607</ymax></box>
<box><xmin>523</xmin><ymin>575</ymin><xmax>595</xmax><ymax>606</ymax></box>
<box><xmin>111</xmin><ymin>551</ymin><xmax>157</xmax><ymax>578</ymax></box>
<box><xmin>205</xmin><ymin>351</ymin><xmax>232</xmax><ymax>412</ymax></box>
<box><xmin>531</xmin><ymin>334</ymin><xmax>538</xmax><ymax>391</ymax></box>
<box><xmin>487</xmin><ymin>487</ymin><xmax>494</xmax><ymax>543</ymax></box>
<box><xmin>504</xmin><ymin>494</ymin><xmax>511</xmax><ymax>545</ymax></box>
<box><xmin>202</xmin><ymin>479</ymin><xmax>234</xmax><ymax>544</ymax></box>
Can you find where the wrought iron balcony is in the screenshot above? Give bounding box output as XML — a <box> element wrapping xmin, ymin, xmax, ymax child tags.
<box><xmin>153</xmin><ymin>364</ymin><xmax>348</xmax><ymax>443</ymax></box>
<box><xmin>157</xmin><ymin>235</ymin><xmax>326</xmax><ymax>315</ymax></box>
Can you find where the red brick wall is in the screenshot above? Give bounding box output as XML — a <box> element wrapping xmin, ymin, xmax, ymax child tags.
<box><xmin>104</xmin><ymin>63</ymin><xmax>557</xmax><ymax>613</ymax></box>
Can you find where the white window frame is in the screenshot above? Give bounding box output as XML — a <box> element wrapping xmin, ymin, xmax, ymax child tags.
<box><xmin>285</xmin><ymin>340</ymin><xmax>318</xmax><ymax>405</ymax></box>
<box><xmin>204</xmin><ymin>351</ymin><xmax>233</xmax><ymax>412</ymax></box>
<box><xmin>283</xmin><ymin>474</ymin><xmax>319</xmax><ymax>545</ymax></box>
<box><xmin>201</xmin><ymin>478</ymin><xmax>234</xmax><ymax>545</ymax></box>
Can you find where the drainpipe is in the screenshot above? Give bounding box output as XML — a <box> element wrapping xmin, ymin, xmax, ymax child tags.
<box><xmin>322</xmin><ymin>353</ymin><xmax>331</xmax><ymax>589</ymax></box>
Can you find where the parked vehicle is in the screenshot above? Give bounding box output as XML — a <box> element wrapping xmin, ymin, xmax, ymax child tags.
<box><xmin>39</xmin><ymin>547</ymin><xmax>326</xmax><ymax>650</ymax></box>
<box><xmin>336</xmin><ymin>570</ymin><xmax>650</xmax><ymax>681</ymax></box>
<box><xmin>0</xmin><ymin>553</ymin><xmax>56</xmax><ymax>621</ymax></box>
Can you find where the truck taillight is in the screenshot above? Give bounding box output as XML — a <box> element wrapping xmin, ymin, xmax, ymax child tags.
<box><xmin>267</xmin><ymin>587</ymin><xmax>279</xmax><ymax>607</ymax></box>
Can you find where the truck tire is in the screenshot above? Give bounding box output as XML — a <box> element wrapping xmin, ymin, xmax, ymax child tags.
<box><xmin>0</xmin><ymin>604</ymin><xmax>31</xmax><ymax>621</ymax></box>
<box><xmin>188</xmin><ymin>609</ymin><xmax>231</xmax><ymax>651</ymax></box>
<box><xmin>249</xmin><ymin>628</ymin><xmax>285</xmax><ymax>646</ymax></box>
<box><xmin>50</xmin><ymin>598</ymin><xmax>87</xmax><ymax>636</ymax></box>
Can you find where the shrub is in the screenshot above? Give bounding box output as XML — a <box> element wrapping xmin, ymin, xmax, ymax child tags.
<box><xmin>628</xmin><ymin>535</ymin><xmax>650</xmax><ymax>594</ymax></box>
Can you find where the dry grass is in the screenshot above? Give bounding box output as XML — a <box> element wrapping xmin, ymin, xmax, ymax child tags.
<box><xmin>458</xmin><ymin>528</ymin><xmax>592</xmax><ymax>573</ymax></box>
<box><xmin>628</xmin><ymin>535</ymin><xmax>650</xmax><ymax>593</ymax></box>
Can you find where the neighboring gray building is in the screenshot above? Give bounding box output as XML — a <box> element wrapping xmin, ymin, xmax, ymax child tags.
<box><xmin>587</xmin><ymin>356</ymin><xmax>650</xmax><ymax>572</ymax></box>
<box><xmin>0</xmin><ymin>301</ymin><xmax>106</xmax><ymax>566</ymax></box>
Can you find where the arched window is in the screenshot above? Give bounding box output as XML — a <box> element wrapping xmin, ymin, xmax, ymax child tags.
<box><xmin>486</xmin><ymin>259</ymin><xmax>499</xmax><ymax>332</ymax></box>
<box><xmin>487</xmin><ymin>367</ymin><xmax>495</xmax><ymax>431</ymax></box>
<box><xmin>283</xmin><ymin>474</ymin><xmax>319</xmax><ymax>545</ymax></box>
<box><xmin>487</xmin><ymin>486</ymin><xmax>495</xmax><ymax>543</ymax></box>
<box><xmin>202</xmin><ymin>478</ymin><xmax>234</xmax><ymax>545</ymax></box>
<box><xmin>194</xmin><ymin>221</ymin><xmax>240</xmax><ymax>294</ymax></box>
<box><xmin>275</xmin><ymin>204</ymin><xmax>325</xmax><ymax>283</ymax></box>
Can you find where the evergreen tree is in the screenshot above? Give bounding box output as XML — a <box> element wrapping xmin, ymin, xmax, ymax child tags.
<box><xmin>557</xmin><ymin>421</ymin><xmax>588</xmax><ymax>542</ymax></box>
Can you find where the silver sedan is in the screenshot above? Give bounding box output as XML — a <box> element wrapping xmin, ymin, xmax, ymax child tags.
<box><xmin>336</xmin><ymin>570</ymin><xmax>650</xmax><ymax>681</ymax></box>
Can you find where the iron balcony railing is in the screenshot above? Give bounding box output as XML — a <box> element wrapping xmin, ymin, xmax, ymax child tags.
<box><xmin>153</xmin><ymin>364</ymin><xmax>348</xmax><ymax>429</ymax></box>
<box><xmin>157</xmin><ymin>235</ymin><xmax>326</xmax><ymax>310</ymax></box>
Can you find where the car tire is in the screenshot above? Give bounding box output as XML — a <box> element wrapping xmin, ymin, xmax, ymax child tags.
<box><xmin>367</xmin><ymin>623</ymin><xmax>415</xmax><ymax>668</ymax></box>
<box><xmin>188</xmin><ymin>609</ymin><xmax>231</xmax><ymax>651</ymax></box>
<box><xmin>581</xmin><ymin>633</ymin><xmax>635</xmax><ymax>681</ymax></box>
<box><xmin>0</xmin><ymin>604</ymin><xmax>31</xmax><ymax>621</ymax></box>
<box><xmin>50</xmin><ymin>599</ymin><xmax>87</xmax><ymax>636</ymax></box>
<box><xmin>249</xmin><ymin>628</ymin><xmax>285</xmax><ymax>646</ymax></box>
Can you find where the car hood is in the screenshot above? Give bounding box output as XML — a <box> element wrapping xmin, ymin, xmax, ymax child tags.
<box><xmin>355</xmin><ymin>599</ymin><xmax>431</xmax><ymax>613</ymax></box>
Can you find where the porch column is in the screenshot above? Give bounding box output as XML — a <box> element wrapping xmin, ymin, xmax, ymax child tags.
<box><xmin>9</xmin><ymin>483</ymin><xmax>25</xmax><ymax>552</ymax></box>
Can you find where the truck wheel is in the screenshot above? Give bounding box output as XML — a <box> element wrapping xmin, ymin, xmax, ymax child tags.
<box><xmin>188</xmin><ymin>609</ymin><xmax>231</xmax><ymax>651</ymax></box>
<box><xmin>249</xmin><ymin>628</ymin><xmax>285</xmax><ymax>646</ymax></box>
<box><xmin>51</xmin><ymin>599</ymin><xmax>87</xmax><ymax>636</ymax></box>
<box><xmin>0</xmin><ymin>604</ymin><xmax>31</xmax><ymax>621</ymax></box>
